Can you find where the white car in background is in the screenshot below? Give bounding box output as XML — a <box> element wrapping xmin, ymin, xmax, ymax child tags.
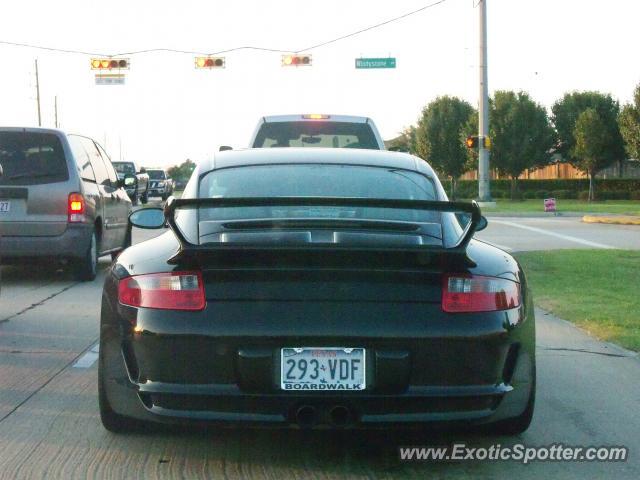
<box><xmin>248</xmin><ymin>114</ymin><xmax>386</xmax><ymax>150</ymax></box>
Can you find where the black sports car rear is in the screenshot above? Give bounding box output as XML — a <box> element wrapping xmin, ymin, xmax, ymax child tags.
<box><xmin>99</xmin><ymin>148</ymin><xmax>535</xmax><ymax>434</ymax></box>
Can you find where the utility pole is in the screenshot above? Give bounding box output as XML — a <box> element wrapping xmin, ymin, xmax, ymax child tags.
<box><xmin>35</xmin><ymin>59</ymin><xmax>42</xmax><ymax>127</ymax></box>
<box><xmin>54</xmin><ymin>96</ymin><xmax>59</xmax><ymax>128</ymax></box>
<box><xmin>477</xmin><ymin>0</ymin><xmax>491</xmax><ymax>202</ymax></box>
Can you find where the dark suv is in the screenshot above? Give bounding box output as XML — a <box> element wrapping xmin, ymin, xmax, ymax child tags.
<box><xmin>0</xmin><ymin>127</ymin><xmax>133</xmax><ymax>280</ymax></box>
<box><xmin>146</xmin><ymin>168</ymin><xmax>174</xmax><ymax>200</ymax></box>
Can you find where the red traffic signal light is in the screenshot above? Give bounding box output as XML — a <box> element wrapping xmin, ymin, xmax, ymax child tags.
<box><xmin>195</xmin><ymin>57</ymin><xmax>225</xmax><ymax>69</ymax></box>
<box><xmin>282</xmin><ymin>54</ymin><xmax>312</xmax><ymax>66</ymax></box>
<box><xmin>91</xmin><ymin>58</ymin><xmax>129</xmax><ymax>70</ymax></box>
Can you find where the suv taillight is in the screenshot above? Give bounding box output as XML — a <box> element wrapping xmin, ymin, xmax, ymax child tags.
<box><xmin>118</xmin><ymin>271</ymin><xmax>206</xmax><ymax>311</ymax></box>
<box><xmin>442</xmin><ymin>274</ymin><xmax>520</xmax><ymax>313</ymax></box>
<box><xmin>68</xmin><ymin>193</ymin><xmax>85</xmax><ymax>223</ymax></box>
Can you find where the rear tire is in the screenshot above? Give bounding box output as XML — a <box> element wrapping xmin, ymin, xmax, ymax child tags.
<box><xmin>98</xmin><ymin>345</ymin><xmax>140</xmax><ymax>433</ymax></box>
<box><xmin>74</xmin><ymin>231</ymin><xmax>98</xmax><ymax>281</ymax></box>
<box><xmin>487</xmin><ymin>367</ymin><xmax>536</xmax><ymax>435</ymax></box>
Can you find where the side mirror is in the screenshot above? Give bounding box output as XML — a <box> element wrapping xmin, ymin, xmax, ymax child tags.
<box><xmin>128</xmin><ymin>208</ymin><xmax>165</xmax><ymax>229</ymax></box>
<box><xmin>219</xmin><ymin>146</ymin><xmax>233</xmax><ymax>152</ymax></box>
<box><xmin>0</xmin><ymin>163</ymin><xmax>3</xmax><ymax>176</ymax></box>
<box><xmin>476</xmin><ymin>216</ymin><xmax>488</xmax><ymax>232</ymax></box>
<box><xmin>123</xmin><ymin>174</ymin><xmax>136</xmax><ymax>187</ymax></box>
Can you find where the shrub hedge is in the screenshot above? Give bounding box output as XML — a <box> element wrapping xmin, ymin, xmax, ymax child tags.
<box><xmin>447</xmin><ymin>179</ymin><xmax>640</xmax><ymax>200</ymax></box>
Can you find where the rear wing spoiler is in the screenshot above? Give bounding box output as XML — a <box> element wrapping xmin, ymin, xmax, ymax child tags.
<box><xmin>163</xmin><ymin>196</ymin><xmax>482</xmax><ymax>261</ymax></box>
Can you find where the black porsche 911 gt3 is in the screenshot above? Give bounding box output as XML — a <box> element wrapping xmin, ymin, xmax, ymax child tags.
<box><xmin>99</xmin><ymin>148</ymin><xmax>535</xmax><ymax>434</ymax></box>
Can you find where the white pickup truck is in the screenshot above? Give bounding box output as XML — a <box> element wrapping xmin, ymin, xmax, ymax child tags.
<box><xmin>248</xmin><ymin>114</ymin><xmax>385</xmax><ymax>150</ymax></box>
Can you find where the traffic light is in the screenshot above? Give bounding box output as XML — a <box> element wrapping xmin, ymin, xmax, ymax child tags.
<box><xmin>465</xmin><ymin>136</ymin><xmax>491</xmax><ymax>149</ymax></box>
<box><xmin>282</xmin><ymin>54</ymin><xmax>312</xmax><ymax>66</ymax></box>
<box><xmin>195</xmin><ymin>57</ymin><xmax>225</xmax><ymax>69</ymax></box>
<box><xmin>90</xmin><ymin>58</ymin><xmax>129</xmax><ymax>70</ymax></box>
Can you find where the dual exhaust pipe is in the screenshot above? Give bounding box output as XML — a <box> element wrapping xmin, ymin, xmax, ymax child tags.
<box><xmin>295</xmin><ymin>404</ymin><xmax>353</xmax><ymax>428</ymax></box>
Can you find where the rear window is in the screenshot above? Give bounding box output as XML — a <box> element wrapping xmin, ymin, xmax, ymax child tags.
<box><xmin>0</xmin><ymin>132</ymin><xmax>69</xmax><ymax>185</ymax></box>
<box><xmin>252</xmin><ymin>121</ymin><xmax>380</xmax><ymax>149</ymax></box>
<box><xmin>112</xmin><ymin>162</ymin><xmax>135</xmax><ymax>174</ymax></box>
<box><xmin>198</xmin><ymin>164</ymin><xmax>438</xmax><ymax>223</ymax></box>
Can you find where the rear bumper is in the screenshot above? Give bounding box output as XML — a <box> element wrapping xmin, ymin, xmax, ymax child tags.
<box><xmin>100</xmin><ymin>293</ymin><xmax>535</xmax><ymax>429</ymax></box>
<box><xmin>0</xmin><ymin>224</ymin><xmax>92</xmax><ymax>260</ymax></box>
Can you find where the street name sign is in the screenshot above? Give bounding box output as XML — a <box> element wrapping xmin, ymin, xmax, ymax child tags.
<box><xmin>355</xmin><ymin>57</ymin><xmax>396</xmax><ymax>69</ymax></box>
<box><xmin>95</xmin><ymin>74</ymin><xmax>126</xmax><ymax>85</ymax></box>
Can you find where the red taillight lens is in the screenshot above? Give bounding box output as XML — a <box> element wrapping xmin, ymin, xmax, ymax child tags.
<box><xmin>68</xmin><ymin>193</ymin><xmax>85</xmax><ymax>223</ymax></box>
<box><xmin>118</xmin><ymin>272</ymin><xmax>206</xmax><ymax>311</ymax></box>
<box><xmin>442</xmin><ymin>274</ymin><xmax>520</xmax><ymax>313</ymax></box>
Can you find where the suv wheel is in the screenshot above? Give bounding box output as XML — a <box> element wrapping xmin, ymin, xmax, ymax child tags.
<box><xmin>111</xmin><ymin>225</ymin><xmax>132</xmax><ymax>262</ymax></box>
<box><xmin>75</xmin><ymin>231</ymin><xmax>98</xmax><ymax>281</ymax></box>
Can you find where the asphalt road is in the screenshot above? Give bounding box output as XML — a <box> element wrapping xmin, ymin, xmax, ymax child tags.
<box><xmin>479</xmin><ymin>215</ymin><xmax>640</xmax><ymax>252</ymax></box>
<box><xmin>0</xmin><ymin>214</ymin><xmax>638</xmax><ymax>479</ymax></box>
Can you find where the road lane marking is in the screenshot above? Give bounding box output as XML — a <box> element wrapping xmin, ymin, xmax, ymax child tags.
<box><xmin>73</xmin><ymin>343</ymin><xmax>99</xmax><ymax>368</ymax></box>
<box><xmin>491</xmin><ymin>220</ymin><xmax>616</xmax><ymax>249</ymax></box>
<box><xmin>479</xmin><ymin>240</ymin><xmax>513</xmax><ymax>252</ymax></box>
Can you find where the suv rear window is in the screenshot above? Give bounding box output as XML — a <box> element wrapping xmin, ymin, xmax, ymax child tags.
<box><xmin>0</xmin><ymin>132</ymin><xmax>69</xmax><ymax>185</ymax></box>
<box><xmin>112</xmin><ymin>162</ymin><xmax>136</xmax><ymax>174</ymax></box>
<box><xmin>252</xmin><ymin>121</ymin><xmax>379</xmax><ymax>149</ymax></box>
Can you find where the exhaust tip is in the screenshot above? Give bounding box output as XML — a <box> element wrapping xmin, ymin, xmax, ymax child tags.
<box><xmin>329</xmin><ymin>405</ymin><xmax>352</xmax><ymax>427</ymax></box>
<box><xmin>295</xmin><ymin>405</ymin><xmax>318</xmax><ymax>428</ymax></box>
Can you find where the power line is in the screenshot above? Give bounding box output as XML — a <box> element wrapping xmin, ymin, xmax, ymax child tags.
<box><xmin>0</xmin><ymin>0</ymin><xmax>450</xmax><ymax>58</ymax></box>
<box><xmin>294</xmin><ymin>0</ymin><xmax>449</xmax><ymax>53</ymax></box>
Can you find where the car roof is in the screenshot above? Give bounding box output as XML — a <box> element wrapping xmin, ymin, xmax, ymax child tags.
<box><xmin>259</xmin><ymin>114</ymin><xmax>370</xmax><ymax>124</ymax></box>
<box><xmin>206</xmin><ymin>147</ymin><xmax>432</xmax><ymax>175</ymax></box>
<box><xmin>0</xmin><ymin>126</ymin><xmax>66</xmax><ymax>135</ymax></box>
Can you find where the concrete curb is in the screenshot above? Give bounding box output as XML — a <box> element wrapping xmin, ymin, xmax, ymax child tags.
<box><xmin>582</xmin><ymin>215</ymin><xmax>640</xmax><ymax>225</ymax></box>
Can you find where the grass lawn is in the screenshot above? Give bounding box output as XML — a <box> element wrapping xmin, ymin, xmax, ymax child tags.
<box><xmin>479</xmin><ymin>199</ymin><xmax>640</xmax><ymax>215</ymax></box>
<box><xmin>515</xmin><ymin>250</ymin><xmax>640</xmax><ymax>351</ymax></box>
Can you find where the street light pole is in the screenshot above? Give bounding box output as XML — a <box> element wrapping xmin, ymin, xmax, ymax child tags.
<box><xmin>478</xmin><ymin>0</ymin><xmax>491</xmax><ymax>202</ymax></box>
<box><xmin>35</xmin><ymin>59</ymin><xmax>42</xmax><ymax>127</ymax></box>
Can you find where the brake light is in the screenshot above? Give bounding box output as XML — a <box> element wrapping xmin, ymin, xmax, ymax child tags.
<box><xmin>303</xmin><ymin>114</ymin><xmax>329</xmax><ymax>120</ymax></box>
<box><xmin>442</xmin><ymin>274</ymin><xmax>520</xmax><ymax>313</ymax></box>
<box><xmin>68</xmin><ymin>193</ymin><xmax>85</xmax><ymax>223</ymax></box>
<box><xmin>118</xmin><ymin>271</ymin><xmax>206</xmax><ymax>311</ymax></box>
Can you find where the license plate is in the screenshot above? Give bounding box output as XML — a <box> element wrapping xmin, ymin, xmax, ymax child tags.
<box><xmin>281</xmin><ymin>347</ymin><xmax>366</xmax><ymax>391</ymax></box>
<box><xmin>0</xmin><ymin>201</ymin><xmax>9</xmax><ymax>213</ymax></box>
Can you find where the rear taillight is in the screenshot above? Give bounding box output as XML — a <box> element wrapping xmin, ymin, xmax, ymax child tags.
<box><xmin>118</xmin><ymin>272</ymin><xmax>206</xmax><ymax>311</ymax></box>
<box><xmin>68</xmin><ymin>193</ymin><xmax>85</xmax><ymax>223</ymax></box>
<box><xmin>442</xmin><ymin>274</ymin><xmax>520</xmax><ymax>313</ymax></box>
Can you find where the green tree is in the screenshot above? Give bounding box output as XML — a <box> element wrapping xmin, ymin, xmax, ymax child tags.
<box><xmin>490</xmin><ymin>91</ymin><xmax>555</xmax><ymax>199</ymax></box>
<box><xmin>551</xmin><ymin>91</ymin><xmax>624</xmax><ymax>173</ymax></box>
<box><xmin>386</xmin><ymin>126</ymin><xmax>417</xmax><ymax>153</ymax></box>
<box><xmin>415</xmin><ymin>96</ymin><xmax>476</xmax><ymax>199</ymax></box>
<box><xmin>572</xmin><ymin>108</ymin><xmax>610</xmax><ymax>201</ymax></box>
<box><xmin>167</xmin><ymin>159</ymin><xmax>196</xmax><ymax>184</ymax></box>
<box><xmin>619</xmin><ymin>84</ymin><xmax>640</xmax><ymax>160</ymax></box>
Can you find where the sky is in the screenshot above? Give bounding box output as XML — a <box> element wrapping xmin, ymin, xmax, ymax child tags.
<box><xmin>0</xmin><ymin>0</ymin><xmax>638</xmax><ymax>168</ymax></box>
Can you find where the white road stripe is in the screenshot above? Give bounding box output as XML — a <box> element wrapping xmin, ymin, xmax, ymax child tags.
<box><xmin>73</xmin><ymin>343</ymin><xmax>99</xmax><ymax>368</ymax></box>
<box><xmin>491</xmin><ymin>220</ymin><xmax>616</xmax><ymax>249</ymax></box>
<box><xmin>479</xmin><ymin>240</ymin><xmax>513</xmax><ymax>252</ymax></box>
